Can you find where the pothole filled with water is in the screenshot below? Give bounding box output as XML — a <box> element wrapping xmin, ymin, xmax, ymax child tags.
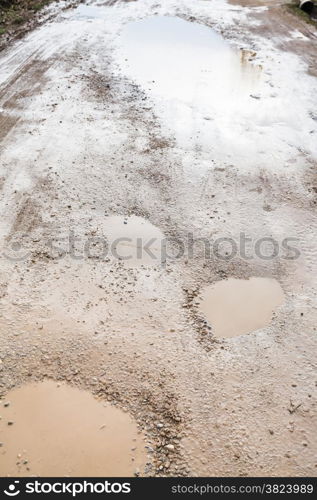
<box><xmin>116</xmin><ymin>16</ymin><xmax>262</xmax><ymax>152</ymax></box>
<box><xmin>118</xmin><ymin>15</ymin><xmax>261</xmax><ymax>101</ymax></box>
<box><xmin>0</xmin><ymin>381</ymin><xmax>147</xmax><ymax>477</ymax></box>
<box><xmin>199</xmin><ymin>277</ymin><xmax>285</xmax><ymax>339</ymax></box>
<box><xmin>103</xmin><ymin>215</ymin><xmax>164</xmax><ymax>266</ymax></box>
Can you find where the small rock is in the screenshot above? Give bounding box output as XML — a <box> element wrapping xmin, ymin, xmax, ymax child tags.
<box><xmin>165</xmin><ymin>444</ymin><xmax>175</xmax><ymax>451</ymax></box>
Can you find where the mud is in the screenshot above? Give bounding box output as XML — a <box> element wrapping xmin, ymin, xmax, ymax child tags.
<box><xmin>0</xmin><ymin>0</ymin><xmax>316</xmax><ymax>478</ymax></box>
<box><xmin>0</xmin><ymin>381</ymin><xmax>147</xmax><ymax>477</ymax></box>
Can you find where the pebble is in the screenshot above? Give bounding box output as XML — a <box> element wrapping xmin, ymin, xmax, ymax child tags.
<box><xmin>165</xmin><ymin>444</ymin><xmax>175</xmax><ymax>451</ymax></box>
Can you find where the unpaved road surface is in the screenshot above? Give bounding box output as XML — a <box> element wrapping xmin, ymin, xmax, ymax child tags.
<box><xmin>0</xmin><ymin>0</ymin><xmax>317</xmax><ymax>476</ymax></box>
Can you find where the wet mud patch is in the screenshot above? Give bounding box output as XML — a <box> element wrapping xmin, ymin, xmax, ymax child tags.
<box><xmin>0</xmin><ymin>380</ymin><xmax>147</xmax><ymax>476</ymax></box>
<box><xmin>199</xmin><ymin>277</ymin><xmax>285</xmax><ymax>339</ymax></box>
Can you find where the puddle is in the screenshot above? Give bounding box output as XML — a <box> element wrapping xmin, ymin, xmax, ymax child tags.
<box><xmin>199</xmin><ymin>277</ymin><xmax>285</xmax><ymax>339</ymax></box>
<box><xmin>0</xmin><ymin>381</ymin><xmax>147</xmax><ymax>477</ymax></box>
<box><xmin>118</xmin><ymin>16</ymin><xmax>261</xmax><ymax>103</ymax></box>
<box><xmin>117</xmin><ymin>16</ymin><xmax>261</xmax><ymax>152</ymax></box>
<box><xmin>103</xmin><ymin>215</ymin><xmax>164</xmax><ymax>266</ymax></box>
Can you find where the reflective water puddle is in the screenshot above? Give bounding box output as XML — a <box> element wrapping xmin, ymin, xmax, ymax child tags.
<box><xmin>117</xmin><ymin>16</ymin><xmax>262</xmax><ymax>152</ymax></box>
<box><xmin>118</xmin><ymin>16</ymin><xmax>260</xmax><ymax>98</ymax></box>
<box><xmin>199</xmin><ymin>277</ymin><xmax>285</xmax><ymax>339</ymax></box>
<box><xmin>103</xmin><ymin>215</ymin><xmax>164</xmax><ymax>266</ymax></box>
<box><xmin>0</xmin><ymin>381</ymin><xmax>147</xmax><ymax>477</ymax></box>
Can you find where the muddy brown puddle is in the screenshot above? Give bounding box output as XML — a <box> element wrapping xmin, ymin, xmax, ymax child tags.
<box><xmin>0</xmin><ymin>381</ymin><xmax>147</xmax><ymax>477</ymax></box>
<box><xmin>199</xmin><ymin>277</ymin><xmax>285</xmax><ymax>339</ymax></box>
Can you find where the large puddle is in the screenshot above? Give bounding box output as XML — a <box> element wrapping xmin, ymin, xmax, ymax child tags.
<box><xmin>118</xmin><ymin>15</ymin><xmax>260</xmax><ymax>102</ymax></box>
<box><xmin>117</xmin><ymin>16</ymin><xmax>262</xmax><ymax>152</ymax></box>
<box><xmin>199</xmin><ymin>277</ymin><xmax>285</xmax><ymax>339</ymax></box>
<box><xmin>0</xmin><ymin>381</ymin><xmax>147</xmax><ymax>477</ymax></box>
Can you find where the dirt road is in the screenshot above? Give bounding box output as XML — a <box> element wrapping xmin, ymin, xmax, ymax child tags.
<box><xmin>0</xmin><ymin>0</ymin><xmax>316</xmax><ymax>476</ymax></box>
